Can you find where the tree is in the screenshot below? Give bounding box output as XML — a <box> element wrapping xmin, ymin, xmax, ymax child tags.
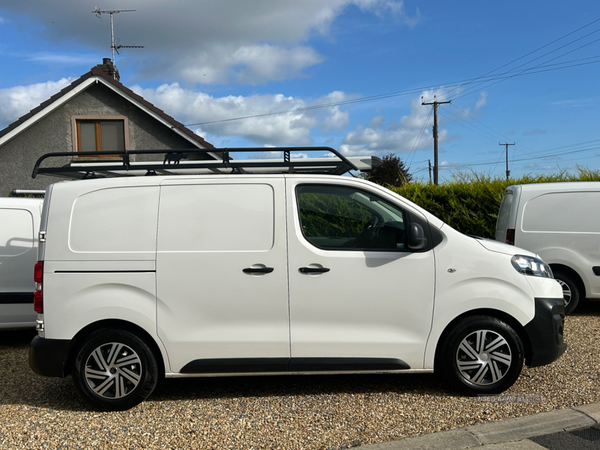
<box><xmin>366</xmin><ymin>153</ymin><xmax>413</xmax><ymax>187</ymax></box>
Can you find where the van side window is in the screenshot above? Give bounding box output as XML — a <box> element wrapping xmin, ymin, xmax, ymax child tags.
<box><xmin>296</xmin><ymin>184</ymin><xmax>408</xmax><ymax>251</ymax></box>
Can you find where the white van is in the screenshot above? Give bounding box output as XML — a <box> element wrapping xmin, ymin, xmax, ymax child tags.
<box><xmin>495</xmin><ymin>182</ymin><xmax>600</xmax><ymax>314</ymax></box>
<box><xmin>29</xmin><ymin>148</ymin><xmax>566</xmax><ymax>411</ymax></box>
<box><xmin>0</xmin><ymin>197</ymin><xmax>43</xmax><ymax>329</ymax></box>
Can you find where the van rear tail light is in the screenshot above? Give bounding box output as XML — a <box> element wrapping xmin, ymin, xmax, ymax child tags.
<box><xmin>34</xmin><ymin>261</ymin><xmax>43</xmax><ymax>313</ymax></box>
<box><xmin>506</xmin><ymin>228</ymin><xmax>515</xmax><ymax>246</ymax></box>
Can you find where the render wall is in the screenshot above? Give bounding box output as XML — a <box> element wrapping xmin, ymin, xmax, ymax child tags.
<box><xmin>0</xmin><ymin>84</ymin><xmax>203</xmax><ymax>196</ymax></box>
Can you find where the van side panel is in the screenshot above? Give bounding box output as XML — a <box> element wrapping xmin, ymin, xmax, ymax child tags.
<box><xmin>0</xmin><ymin>200</ymin><xmax>42</xmax><ymax>329</ymax></box>
<box><xmin>520</xmin><ymin>191</ymin><xmax>600</xmax><ymax>297</ymax></box>
<box><xmin>42</xmin><ymin>184</ymin><xmax>159</xmax><ymax>339</ymax></box>
<box><xmin>45</xmin><ymin>183</ymin><xmax>159</xmax><ymax>262</ymax></box>
<box><xmin>0</xmin><ymin>208</ymin><xmax>36</xmax><ymax>291</ymax></box>
<box><xmin>42</xmin><ymin>265</ymin><xmax>157</xmax><ymax>340</ymax></box>
<box><xmin>155</xmin><ymin>180</ymin><xmax>290</xmax><ymax>373</ymax></box>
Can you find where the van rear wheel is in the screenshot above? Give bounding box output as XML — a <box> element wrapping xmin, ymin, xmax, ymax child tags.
<box><xmin>553</xmin><ymin>271</ymin><xmax>580</xmax><ymax>315</ymax></box>
<box><xmin>72</xmin><ymin>329</ymin><xmax>158</xmax><ymax>411</ymax></box>
<box><xmin>437</xmin><ymin>316</ymin><xmax>524</xmax><ymax>395</ymax></box>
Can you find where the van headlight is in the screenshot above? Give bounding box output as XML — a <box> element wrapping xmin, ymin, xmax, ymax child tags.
<box><xmin>511</xmin><ymin>255</ymin><xmax>553</xmax><ymax>278</ymax></box>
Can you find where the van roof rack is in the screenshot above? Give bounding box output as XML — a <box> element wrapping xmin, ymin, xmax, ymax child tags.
<box><xmin>32</xmin><ymin>147</ymin><xmax>381</xmax><ymax>180</ymax></box>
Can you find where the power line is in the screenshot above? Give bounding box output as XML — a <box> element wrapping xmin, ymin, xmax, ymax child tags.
<box><xmin>437</xmin><ymin>17</ymin><xmax>600</xmax><ymax>102</ymax></box>
<box><xmin>448</xmin><ymin>36</ymin><xmax>600</xmax><ymax>103</ymax></box>
<box><xmin>180</xmin><ymin>52</ymin><xmax>600</xmax><ymax>128</ymax></box>
<box><xmin>455</xmin><ymin>143</ymin><xmax>600</xmax><ymax>168</ymax></box>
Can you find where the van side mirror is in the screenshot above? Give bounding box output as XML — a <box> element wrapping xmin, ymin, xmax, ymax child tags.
<box><xmin>407</xmin><ymin>223</ymin><xmax>427</xmax><ymax>250</ymax></box>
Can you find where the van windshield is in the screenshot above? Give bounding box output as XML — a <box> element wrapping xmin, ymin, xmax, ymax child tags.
<box><xmin>496</xmin><ymin>191</ymin><xmax>513</xmax><ymax>235</ymax></box>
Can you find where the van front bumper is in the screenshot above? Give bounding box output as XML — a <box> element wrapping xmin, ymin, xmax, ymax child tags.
<box><xmin>29</xmin><ymin>335</ymin><xmax>72</xmax><ymax>377</ymax></box>
<box><xmin>524</xmin><ymin>297</ymin><xmax>567</xmax><ymax>367</ymax></box>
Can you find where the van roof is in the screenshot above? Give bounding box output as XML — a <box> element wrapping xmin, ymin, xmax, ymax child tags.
<box><xmin>508</xmin><ymin>181</ymin><xmax>600</xmax><ymax>193</ymax></box>
<box><xmin>32</xmin><ymin>147</ymin><xmax>381</xmax><ymax>180</ymax></box>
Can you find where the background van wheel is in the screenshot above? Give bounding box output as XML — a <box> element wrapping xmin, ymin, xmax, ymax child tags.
<box><xmin>72</xmin><ymin>329</ymin><xmax>158</xmax><ymax>411</ymax></box>
<box><xmin>437</xmin><ymin>316</ymin><xmax>524</xmax><ymax>395</ymax></box>
<box><xmin>553</xmin><ymin>271</ymin><xmax>580</xmax><ymax>315</ymax></box>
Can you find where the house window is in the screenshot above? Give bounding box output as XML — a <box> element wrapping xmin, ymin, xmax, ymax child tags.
<box><xmin>72</xmin><ymin>116</ymin><xmax>128</xmax><ymax>154</ymax></box>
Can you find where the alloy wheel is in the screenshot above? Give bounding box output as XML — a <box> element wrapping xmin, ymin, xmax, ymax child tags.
<box><xmin>456</xmin><ymin>329</ymin><xmax>512</xmax><ymax>386</ymax></box>
<box><xmin>84</xmin><ymin>342</ymin><xmax>143</xmax><ymax>399</ymax></box>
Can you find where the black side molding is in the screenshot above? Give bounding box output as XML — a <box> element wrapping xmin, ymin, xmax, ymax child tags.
<box><xmin>181</xmin><ymin>358</ymin><xmax>288</xmax><ymax>374</ymax></box>
<box><xmin>180</xmin><ymin>357</ymin><xmax>410</xmax><ymax>374</ymax></box>
<box><xmin>289</xmin><ymin>357</ymin><xmax>409</xmax><ymax>372</ymax></box>
<box><xmin>0</xmin><ymin>292</ymin><xmax>33</xmax><ymax>304</ymax></box>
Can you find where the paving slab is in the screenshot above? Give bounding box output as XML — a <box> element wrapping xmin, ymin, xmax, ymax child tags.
<box><xmin>575</xmin><ymin>403</ymin><xmax>600</xmax><ymax>423</ymax></box>
<box><xmin>356</xmin><ymin>403</ymin><xmax>600</xmax><ymax>450</ymax></box>
<box><xmin>465</xmin><ymin>408</ymin><xmax>596</xmax><ymax>445</ymax></box>
<box><xmin>477</xmin><ymin>440</ymin><xmax>547</xmax><ymax>449</ymax></box>
<box><xmin>358</xmin><ymin>429</ymin><xmax>480</xmax><ymax>449</ymax></box>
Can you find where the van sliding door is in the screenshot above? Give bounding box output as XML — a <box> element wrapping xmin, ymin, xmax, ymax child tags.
<box><xmin>156</xmin><ymin>179</ymin><xmax>290</xmax><ymax>374</ymax></box>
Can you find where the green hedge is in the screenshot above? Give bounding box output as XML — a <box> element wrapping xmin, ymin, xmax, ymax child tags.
<box><xmin>390</xmin><ymin>168</ymin><xmax>600</xmax><ymax>238</ymax></box>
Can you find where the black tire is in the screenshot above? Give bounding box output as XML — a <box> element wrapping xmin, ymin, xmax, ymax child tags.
<box><xmin>437</xmin><ymin>316</ymin><xmax>524</xmax><ymax>395</ymax></box>
<box><xmin>553</xmin><ymin>271</ymin><xmax>580</xmax><ymax>315</ymax></box>
<box><xmin>72</xmin><ymin>329</ymin><xmax>158</xmax><ymax>411</ymax></box>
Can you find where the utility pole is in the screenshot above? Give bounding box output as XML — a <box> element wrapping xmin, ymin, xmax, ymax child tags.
<box><xmin>499</xmin><ymin>142</ymin><xmax>515</xmax><ymax>180</ymax></box>
<box><xmin>422</xmin><ymin>96</ymin><xmax>451</xmax><ymax>185</ymax></box>
<box><xmin>428</xmin><ymin>160</ymin><xmax>432</xmax><ymax>184</ymax></box>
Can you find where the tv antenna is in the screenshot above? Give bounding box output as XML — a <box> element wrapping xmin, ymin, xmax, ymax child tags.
<box><xmin>93</xmin><ymin>7</ymin><xmax>144</xmax><ymax>66</ymax></box>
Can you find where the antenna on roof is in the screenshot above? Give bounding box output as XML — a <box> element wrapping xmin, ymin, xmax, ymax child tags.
<box><xmin>93</xmin><ymin>7</ymin><xmax>144</xmax><ymax>70</ymax></box>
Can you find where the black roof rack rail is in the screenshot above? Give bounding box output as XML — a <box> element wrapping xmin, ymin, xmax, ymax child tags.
<box><xmin>32</xmin><ymin>147</ymin><xmax>381</xmax><ymax>180</ymax></box>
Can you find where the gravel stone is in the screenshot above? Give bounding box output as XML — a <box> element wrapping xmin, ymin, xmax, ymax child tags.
<box><xmin>1</xmin><ymin>302</ymin><xmax>598</xmax><ymax>449</ymax></box>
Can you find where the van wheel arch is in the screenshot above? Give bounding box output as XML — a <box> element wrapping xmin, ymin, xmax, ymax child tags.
<box><xmin>435</xmin><ymin>314</ymin><xmax>525</xmax><ymax>394</ymax></box>
<box><xmin>550</xmin><ymin>264</ymin><xmax>584</xmax><ymax>314</ymax></box>
<box><xmin>435</xmin><ymin>309</ymin><xmax>532</xmax><ymax>369</ymax></box>
<box><xmin>67</xmin><ymin>320</ymin><xmax>165</xmax><ymax>380</ymax></box>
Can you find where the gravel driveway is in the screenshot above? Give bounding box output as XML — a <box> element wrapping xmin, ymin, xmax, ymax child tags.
<box><xmin>1</xmin><ymin>303</ymin><xmax>599</xmax><ymax>450</ymax></box>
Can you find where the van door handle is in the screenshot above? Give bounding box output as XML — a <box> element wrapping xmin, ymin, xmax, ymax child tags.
<box><xmin>299</xmin><ymin>266</ymin><xmax>330</xmax><ymax>274</ymax></box>
<box><xmin>243</xmin><ymin>266</ymin><xmax>274</xmax><ymax>274</ymax></box>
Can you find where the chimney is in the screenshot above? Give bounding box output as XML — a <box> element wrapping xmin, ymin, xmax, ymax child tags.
<box><xmin>96</xmin><ymin>58</ymin><xmax>120</xmax><ymax>81</ymax></box>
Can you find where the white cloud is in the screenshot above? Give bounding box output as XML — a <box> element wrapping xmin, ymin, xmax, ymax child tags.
<box><xmin>339</xmin><ymin>89</ymin><xmax>453</xmax><ymax>156</ymax></box>
<box><xmin>131</xmin><ymin>83</ymin><xmax>354</xmax><ymax>146</ymax></box>
<box><xmin>1</xmin><ymin>0</ymin><xmax>419</xmax><ymax>85</ymax></box>
<box><xmin>176</xmin><ymin>44</ymin><xmax>325</xmax><ymax>85</ymax></box>
<box><xmin>522</xmin><ymin>128</ymin><xmax>547</xmax><ymax>136</ymax></box>
<box><xmin>24</xmin><ymin>52</ymin><xmax>99</xmax><ymax>66</ymax></box>
<box><xmin>0</xmin><ymin>78</ymin><xmax>73</xmax><ymax>126</ymax></box>
<box><xmin>475</xmin><ymin>92</ymin><xmax>488</xmax><ymax>110</ymax></box>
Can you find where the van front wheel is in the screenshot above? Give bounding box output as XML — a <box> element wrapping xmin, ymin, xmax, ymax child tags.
<box><xmin>553</xmin><ymin>271</ymin><xmax>580</xmax><ymax>315</ymax></box>
<box><xmin>72</xmin><ymin>329</ymin><xmax>158</xmax><ymax>411</ymax></box>
<box><xmin>438</xmin><ymin>316</ymin><xmax>524</xmax><ymax>395</ymax></box>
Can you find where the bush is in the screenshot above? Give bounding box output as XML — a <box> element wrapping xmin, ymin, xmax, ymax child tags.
<box><xmin>367</xmin><ymin>153</ymin><xmax>413</xmax><ymax>187</ymax></box>
<box><xmin>391</xmin><ymin>168</ymin><xmax>600</xmax><ymax>238</ymax></box>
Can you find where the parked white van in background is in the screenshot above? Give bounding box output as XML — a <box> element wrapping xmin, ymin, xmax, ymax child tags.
<box><xmin>495</xmin><ymin>182</ymin><xmax>600</xmax><ymax>314</ymax></box>
<box><xmin>0</xmin><ymin>196</ymin><xmax>43</xmax><ymax>329</ymax></box>
<box><xmin>29</xmin><ymin>148</ymin><xmax>566</xmax><ymax>411</ymax></box>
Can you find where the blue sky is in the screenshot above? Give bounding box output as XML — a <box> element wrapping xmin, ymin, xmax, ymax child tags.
<box><xmin>1</xmin><ymin>0</ymin><xmax>599</xmax><ymax>181</ymax></box>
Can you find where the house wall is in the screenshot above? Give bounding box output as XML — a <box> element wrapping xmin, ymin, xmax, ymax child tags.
<box><xmin>0</xmin><ymin>83</ymin><xmax>207</xmax><ymax>196</ymax></box>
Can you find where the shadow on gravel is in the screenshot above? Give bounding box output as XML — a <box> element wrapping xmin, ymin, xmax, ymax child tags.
<box><xmin>149</xmin><ymin>372</ymin><xmax>450</xmax><ymax>405</ymax></box>
<box><xmin>0</xmin><ymin>328</ymin><xmax>36</xmax><ymax>345</ymax></box>
<box><xmin>572</xmin><ymin>300</ymin><xmax>600</xmax><ymax>317</ymax></box>
<box><xmin>0</xmin><ymin>327</ymin><xmax>451</xmax><ymax>411</ymax></box>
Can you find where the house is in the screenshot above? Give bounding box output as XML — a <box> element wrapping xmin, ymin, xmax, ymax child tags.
<box><xmin>0</xmin><ymin>59</ymin><xmax>218</xmax><ymax>196</ymax></box>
